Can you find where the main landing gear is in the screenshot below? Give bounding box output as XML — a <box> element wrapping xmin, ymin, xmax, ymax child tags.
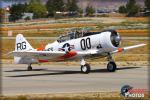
<box><xmin>27</xmin><ymin>64</ymin><xmax>32</xmax><ymax>71</ymax></box>
<box><xmin>107</xmin><ymin>61</ymin><xmax>116</xmax><ymax>72</ymax></box>
<box><xmin>107</xmin><ymin>53</ymin><xmax>117</xmax><ymax>72</ymax></box>
<box><xmin>80</xmin><ymin>58</ymin><xmax>91</xmax><ymax>74</ymax></box>
<box><xmin>80</xmin><ymin>54</ymin><xmax>117</xmax><ymax>74</ymax></box>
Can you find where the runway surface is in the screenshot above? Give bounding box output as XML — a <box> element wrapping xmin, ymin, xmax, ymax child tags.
<box><xmin>2</xmin><ymin>64</ymin><xmax>149</xmax><ymax>95</ymax></box>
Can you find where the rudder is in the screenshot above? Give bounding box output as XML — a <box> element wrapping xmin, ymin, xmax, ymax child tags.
<box><xmin>15</xmin><ymin>34</ymin><xmax>33</xmax><ymax>51</ymax></box>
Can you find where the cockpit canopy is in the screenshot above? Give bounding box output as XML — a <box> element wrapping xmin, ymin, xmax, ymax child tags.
<box><xmin>57</xmin><ymin>30</ymin><xmax>85</xmax><ymax>43</ymax></box>
<box><xmin>57</xmin><ymin>29</ymin><xmax>119</xmax><ymax>43</ymax></box>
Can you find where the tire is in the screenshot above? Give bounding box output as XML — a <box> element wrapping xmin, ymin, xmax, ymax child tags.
<box><xmin>81</xmin><ymin>64</ymin><xmax>91</xmax><ymax>74</ymax></box>
<box><xmin>27</xmin><ymin>66</ymin><xmax>32</xmax><ymax>71</ymax></box>
<box><xmin>107</xmin><ymin>62</ymin><xmax>116</xmax><ymax>72</ymax></box>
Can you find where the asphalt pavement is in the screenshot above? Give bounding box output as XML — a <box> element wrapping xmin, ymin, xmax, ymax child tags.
<box><xmin>2</xmin><ymin>64</ymin><xmax>148</xmax><ymax>95</ymax></box>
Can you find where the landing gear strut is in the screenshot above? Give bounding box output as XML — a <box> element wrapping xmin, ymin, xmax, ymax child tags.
<box><xmin>80</xmin><ymin>58</ymin><xmax>90</xmax><ymax>74</ymax></box>
<box><xmin>27</xmin><ymin>64</ymin><xmax>32</xmax><ymax>71</ymax></box>
<box><xmin>107</xmin><ymin>53</ymin><xmax>117</xmax><ymax>72</ymax></box>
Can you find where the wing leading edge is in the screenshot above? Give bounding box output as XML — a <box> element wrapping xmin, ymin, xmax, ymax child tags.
<box><xmin>12</xmin><ymin>51</ymin><xmax>66</xmax><ymax>58</ymax></box>
<box><xmin>111</xmin><ymin>43</ymin><xmax>146</xmax><ymax>54</ymax></box>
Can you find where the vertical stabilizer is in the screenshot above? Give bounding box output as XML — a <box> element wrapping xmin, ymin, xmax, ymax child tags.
<box><xmin>15</xmin><ymin>34</ymin><xmax>33</xmax><ymax>51</ymax></box>
<box><xmin>14</xmin><ymin>34</ymin><xmax>35</xmax><ymax>64</ymax></box>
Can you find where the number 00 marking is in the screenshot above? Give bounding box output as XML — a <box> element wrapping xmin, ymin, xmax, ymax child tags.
<box><xmin>80</xmin><ymin>38</ymin><xmax>91</xmax><ymax>50</ymax></box>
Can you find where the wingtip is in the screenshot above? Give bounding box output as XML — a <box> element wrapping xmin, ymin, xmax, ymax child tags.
<box><xmin>140</xmin><ymin>43</ymin><xmax>146</xmax><ymax>46</ymax></box>
<box><xmin>143</xmin><ymin>43</ymin><xmax>146</xmax><ymax>45</ymax></box>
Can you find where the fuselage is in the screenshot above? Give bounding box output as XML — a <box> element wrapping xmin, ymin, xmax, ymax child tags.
<box><xmin>43</xmin><ymin>30</ymin><xmax>120</xmax><ymax>61</ymax></box>
<box><xmin>12</xmin><ymin>30</ymin><xmax>145</xmax><ymax>72</ymax></box>
<box><xmin>14</xmin><ymin>30</ymin><xmax>121</xmax><ymax>64</ymax></box>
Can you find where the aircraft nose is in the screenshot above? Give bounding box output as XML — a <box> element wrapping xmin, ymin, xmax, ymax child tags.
<box><xmin>115</xmin><ymin>36</ymin><xmax>121</xmax><ymax>43</ymax></box>
<box><xmin>110</xmin><ymin>31</ymin><xmax>121</xmax><ymax>47</ymax></box>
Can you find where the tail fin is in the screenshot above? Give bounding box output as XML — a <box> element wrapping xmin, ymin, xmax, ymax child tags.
<box><xmin>15</xmin><ymin>34</ymin><xmax>33</xmax><ymax>51</ymax></box>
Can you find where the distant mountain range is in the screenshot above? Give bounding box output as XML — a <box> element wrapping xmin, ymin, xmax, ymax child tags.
<box><xmin>0</xmin><ymin>0</ymin><xmax>145</xmax><ymax>9</ymax></box>
<box><xmin>78</xmin><ymin>0</ymin><xmax>144</xmax><ymax>9</ymax></box>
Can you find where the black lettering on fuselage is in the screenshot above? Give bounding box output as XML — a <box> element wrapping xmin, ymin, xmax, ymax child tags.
<box><xmin>80</xmin><ymin>38</ymin><xmax>91</xmax><ymax>50</ymax></box>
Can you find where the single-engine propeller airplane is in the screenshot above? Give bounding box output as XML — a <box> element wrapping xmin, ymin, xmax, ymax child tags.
<box><xmin>11</xmin><ymin>29</ymin><xmax>146</xmax><ymax>73</ymax></box>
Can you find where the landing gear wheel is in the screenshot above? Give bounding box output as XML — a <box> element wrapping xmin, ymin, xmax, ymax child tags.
<box><xmin>27</xmin><ymin>65</ymin><xmax>32</xmax><ymax>71</ymax></box>
<box><xmin>107</xmin><ymin>62</ymin><xmax>116</xmax><ymax>72</ymax></box>
<box><xmin>81</xmin><ymin>64</ymin><xmax>91</xmax><ymax>74</ymax></box>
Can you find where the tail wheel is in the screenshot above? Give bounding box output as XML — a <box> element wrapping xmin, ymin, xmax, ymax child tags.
<box><xmin>107</xmin><ymin>62</ymin><xmax>116</xmax><ymax>72</ymax></box>
<box><xmin>81</xmin><ymin>64</ymin><xmax>91</xmax><ymax>74</ymax></box>
<box><xmin>27</xmin><ymin>65</ymin><xmax>32</xmax><ymax>71</ymax></box>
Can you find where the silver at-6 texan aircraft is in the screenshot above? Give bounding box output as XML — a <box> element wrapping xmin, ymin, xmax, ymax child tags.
<box><xmin>11</xmin><ymin>29</ymin><xmax>146</xmax><ymax>73</ymax></box>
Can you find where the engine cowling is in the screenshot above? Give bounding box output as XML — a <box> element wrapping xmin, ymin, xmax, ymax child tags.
<box><xmin>110</xmin><ymin>30</ymin><xmax>121</xmax><ymax>47</ymax></box>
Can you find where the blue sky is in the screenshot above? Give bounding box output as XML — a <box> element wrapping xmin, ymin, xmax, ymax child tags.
<box><xmin>0</xmin><ymin>1</ymin><xmax>12</xmax><ymax>8</ymax></box>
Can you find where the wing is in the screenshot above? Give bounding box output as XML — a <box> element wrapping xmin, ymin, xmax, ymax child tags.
<box><xmin>10</xmin><ymin>49</ymin><xmax>99</xmax><ymax>60</ymax></box>
<box><xmin>11</xmin><ymin>50</ymin><xmax>80</xmax><ymax>60</ymax></box>
<box><xmin>10</xmin><ymin>44</ymin><xmax>146</xmax><ymax>59</ymax></box>
<box><xmin>12</xmin><ymin>51</ymin><xmax>66</xmax><ymax>59</ymax></box>
<box><xmin>110</xmin><ymin>43</ymin><xmax>146</xmax><ymax>54</ymax></box>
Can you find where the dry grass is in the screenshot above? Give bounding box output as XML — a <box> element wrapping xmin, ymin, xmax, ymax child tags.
<box><xmin>117</xmin><ymin>29</ymin><xmax>150</xmax><ymax>37</ymax></box>
<box><xmin>113</xmin><ymin>54</ymin><xmax>149</xmax><ymax>61</ymax></box>
<box><xmin>1</xmin><ymin>17</ymin><xmax>149</xmax><ymax>37</ymax></box>
<box><xmin>121</xmin><ymin>39</ymin><xmax>149</xmax><ymax>54</ymax></box>
<box><xmin>1</xmin><ymin>23</ymin><xmax>96</xmax><ymax>31</ymax></box>
<box><xmin>0</xmin><ymin>91</ymin><xmax>149</xmax><ymax>100</ymax></box>
<box><xmin>1</xmin><ymin>29</ymin><xmax>149</xmax><ymax>37</ymax></box>
<box><xmin>0</xmin><ymin>23</ymin><xmax>96</xmax><ymax>37</ymax></box>
<box><xmin>126</xmin><ymin>17</ymin><xmax>150</xmax><ymax>22</ymax></box>
<box><xmin>0</xmin><ymin>30</ymin><xmax>65</xmax><ymax>37</ymax></box>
